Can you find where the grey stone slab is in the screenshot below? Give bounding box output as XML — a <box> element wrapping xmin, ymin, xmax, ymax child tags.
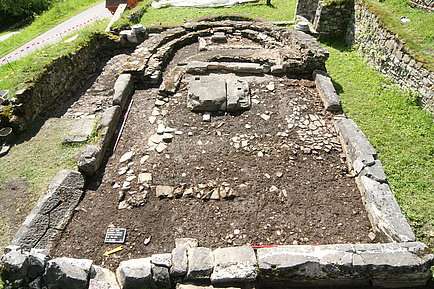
<box><xmin>89</xmin><ymin>265</ymin><xmax>120</xmax><ymax>289</ymax></box>
<box><xmin>43</xmin><ymin>257</ymin><xmax>93</xmax><ymax>289</ymax></box>
<box><xmin>257</xmin><ymin>246</ymin><xmax>321</xmax><ymax>280</ymax></box>
<box><xmin>156</xmin><ymin>185</ymin><xmax>174</xmax><ymax>199</ymax></box>
<box><xmin>357</xmin><ymin>176</ymin><xmax>416</xmax><ymax>243</ymax></box>
<box><xmin>359</xmin><ymin>160</ymin><xmax>388</xmax><ymax>183</ymax></box>
<box><xmin>186</xmin><ymin>247</ymin><xmax>214</xmax><ymax>280</ymax></box>
<box><xmin>48</xmin><ymin>169</ymin><xmax>85</xmax><ymax>192</ymax></box>
<box><xmin>97</xmin><ymin>105</ymin><xmax>121</xmax><ymax>132</ymax></box>
<box><xmin>233</xmin><ymin>63</ymin><xmax>263</xmax><ymax>74</ymax></box>
<box><xmin>226</xmin><ymin>79</ymin><xmax>251</xmax><ymax>112</ymax></box>
<box><xmin>313</xmin><ymin>70</ymin><xmax>342</xmax><ymax>111</ymax></box>
<box><xmin>354</xmin><ymin>243</ymin><xmax>434</xmax><ymax>288</ymax></box>
<box><xmin>211</xmin><ymin>246</ymin><xmax>257</xmax><ymax>283</ymax></box>
<box><xmin>187</xmin><ymin>61</ymin><xmax>209</xmax><ymax>74</ymax></box>
<box><xmin>113</xmin><ymin>73</ymin><xmax>134</xmax><ymax>109</ymax></box>
<box><xmin>28</xmin><ymin>248</ymin><xmax>50</xmax><ymax>279</ymax></box>
<box><xmin>152</xmin><ymin>253</ymin><xmax>172</xmax><ymax>268</ymax></box>
<box><xmin>116</xmin><ymin>258</ymin><xmax>152</xmax><ymax>289</ymax></box>
<box><xmin>334</xmin><ymin>118</ymin><xmax>377</xmax><ymax>171</ymax></box>
<box><xmin>78</xmin><ymin>145</ymin><xmax>101</xmax><ymax>175</ymax></box>
<box><xmin>171</xmin><ymin>247</ymin><xmax>188</xmax><ymax>277</ymax></box>
<box><xmin>152</xmin><ymin>265</ymin><xmax>171</xmax><ymax>289</ymax></box>
<box><xmin>68</xmin><ymin>118</ymin><xmax>96</xmax><ymax>136</ymax></box>
<box><xmin>188</xmin><ymin>76</ymin><xmax>227</xmax><ymax>111</ymax></box>
<box><xmin>270</xmin><ymin>65</ymin><xmax>284</xmax><ymax>74</ymax></box>
<box><xmin>62</xmin><ymin>135</ymin><xmax>89</xmax><ymax>144</ymax></box>
<box><xmin>211</xmin><ymin>32</ymin><xmax>227</xmax><ymax>43</ymax></box>
<box><xmin>0</xmin><ymin>250</ymin><xmax>29</xmax><ymax>281</ymax></box>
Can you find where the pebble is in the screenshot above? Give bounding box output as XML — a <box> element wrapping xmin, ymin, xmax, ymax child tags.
<box><xmin>150</xmin><ymin>134</ymin><xmax>163</xmax><ymax>144</ymax></box>
<box><xmin>260</xmin><ymin>114</ymin><xmax>270</xmax><ymax>121</ymax></box>
<box><xmin>140</xmin><ymin>155</ymin><xmax>150</xmax><ymax>164</ymax></box>
<box><xmin>234</xmin><ymin>229</ymin><xmax>240</xmax><ymax>235</ymax></box>
<box><xmin>138</xmin><ymin>173</ymin><xmax>152</xmax><ymax>183</ymax></box>
<box><xmin>165</xmin><ymin>127</ymin><xmax>176</xmax><ymax>133</ymax></box>
<box><xmin>203</xmin><ymin>112</ymin><xmax>211</xmax><ymax>122</ymax></box>
<box><xmin>126</xmin><ymin>175</ymin><xmax>136</xmax><ymax>182</ymax></box>
<box><xmin>258</xmin><ymin>151</ymin><xmax>264</xmax><ymax>157</ymax></box>
<box><xmin>269</xmin><ymin>185</ymin><xmax>279</xmax><ymax>193</ymax></box>
<box><xmin>152</xmin><ymin>108</ymin><xmax>160</xmax><ymax>116</ymax></box>
<box><xmin>118</xmin><ymin>167</ymin><xmax>128</xmax><ymax>175</ymax></box>
<box><xmin>149</xmin><ymin>116</ymin><xmax>157</xmax><ymax>124</ymax></box>
<box><xmin>175</xmin><ymin>130</ymin><xmax>183</xmax><ymax>135</ymax></box>
<box><xmin>245</xmin><ymin>124</ymin><xmax>251</xmax><ymax>129</ymax></box>
<box><xmin>252</xmin><ymin>99</ymin><xmax>260</xmax><ymax>104</ymax></box>
<box><xmin>157</xmin><ymin>124</ymin><xmax>165</xmax><ymax>134</ymax></box>
<box><xmin>144</xmin><ymin>236</ymin><xmax>151</xmax><ymax>245</ymax></box>
<box><xmin>266</xmin><ymin>82</ymin><xmax>275</xmax><ymax>91</ymax></box>
<box><xmin>120</xmin><ymin>151</ymin><xmax>133</xmax><ymax>163</ymax></box>
<box><xmin>118</xmin><ymin>201</ymin><xmax>129</xmax><ymax>210</ymax></box>
<box><xmin>155</xmin><ymin>100</ymin><xmax>165</xmax><ymax>106</ymax></box>
<box><xmin>156</xmin><ymin>143</ymin><xmax>167</xmax><ymax>153</ymax></box>
<box><xmin>162</xmin><ymin>133</ymin><xmax>173</xmax><ymax>142</ymax></box>
<box><xmin>113</xmin><ymin>182</ymin><xmax>120</xmax><ymax>189</ymax></box>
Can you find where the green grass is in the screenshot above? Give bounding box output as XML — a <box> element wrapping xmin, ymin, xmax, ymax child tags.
<box><xmin>361</xmin><ymin>0</ymin><xmax>434</xmax><ymax>70</ymax></box>
<box><xmin>0</xmin><ymin>23</ymin><xmax>109</xmax><ymax>95</ymax></box>
<box><xmin>134</xmin><ymin>0</ymin><xmax>294</xmax><ymax>26</ymax></box>
<box><xmin>0</xmin><ymin>118</ymin><xmax>85</xmax><ymax>250</ymax></box>
<box><xmin>322</xmin><ymin>40</ymin><xmax>434</xmax><ymax>248</ymax></box>
<box><xmin>0</xmin><ymin>0</ymin><xmax>106</xmax><ymax>59</ymax></box>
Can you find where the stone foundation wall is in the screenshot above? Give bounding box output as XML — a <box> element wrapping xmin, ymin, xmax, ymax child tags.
<box><xmin>346</xmin><ymin>1</ymin><xmax>434</xmax><ymax>109</ymax></box>
<box><xmin>295</xmin><ymin>0</ymin><xmax>320</xmax><ymax>21</ymax></box>
<box><xmin>313</xmin><ymin>0</ymin><xmax>354</xmax><ymax>39</ymax></box>
<box><xmin>4</xmin><ymin>33</ymin><xmax>130</xmax><ymax>128</ymax></box>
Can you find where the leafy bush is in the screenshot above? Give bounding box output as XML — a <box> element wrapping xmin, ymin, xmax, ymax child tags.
<box><xmin>0</xmin><ymin>0</ymin><xmax>53</xmax><ymax>29</ymax></box>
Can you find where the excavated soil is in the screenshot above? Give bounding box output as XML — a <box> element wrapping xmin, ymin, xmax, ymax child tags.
<box><xmin>51</xmin><ymin>40</ymin><xmax>377</xmax><ymax>270</ymax></box>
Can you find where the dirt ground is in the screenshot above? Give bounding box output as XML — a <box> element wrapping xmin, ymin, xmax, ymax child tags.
<box><xmin>50</xmin><ymin>39</ymin><xmax>377</xmax><ymax>270</ymax></box>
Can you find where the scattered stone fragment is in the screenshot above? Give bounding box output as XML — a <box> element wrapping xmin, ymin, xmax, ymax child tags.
<box><xmin>156</xmin><ymin>143</ymin><xmax>167</xmax><ymax>153</ymax></box>
<box><xmin>156</xmin><ymin>185</ymin><xmax>174</xmax><ymax>199</ymax></box>
<box><xmin>152</xmin><ymin>108</ymin><xmax>160</xmax><ymax>116</ymax></box>
<box><xmin>183</xmin><ymin>187</ymin><xmax>195</xmax><ymax>198</ymax></box>
<box><xmin>144</xmin><ymin>237</ymin><xmax>151</xmax><ymax>245</ymax></box>
<box><xmin>269</xmin><ymin>186</ymin><xmax>279</xmax><ymax>193</ymax></box>
<box><xmin>266</xmin><ymin>82</ymin><xmax>275</xmax><ymax>91</ymax></box>
<box><xmin>126</xmin><ymin>176</ymin><xmax>137</xmax><ymax>182</ymax></box>
<box><xmin>138</xmin><ymin>173</ymin><xmax>152</xmax><ymax>183</ymax></box>
<box><xmin>368</xmin><ymin>232</ymin><xmax>377</xmax><ymax>241</ymax></box>
<box><xmin>157</xmin><ymin>124</ymin><xmax>165</xmax><ymax>134</ymax></box>
<box><xmin>120</xmin><ymin>151</ymin><xmax>133</xmax><ymax>163</ymax></box>
<box><xmin>211</xmin><ymin>32</ymin><xmax>227</xmax><ymax>43</ymax></box>
<box><xmin>150</xmin><ymin>134</ymin><xmax>163</xmax><ymax>144</ymax></box>
<box><xmin>175</xmin><ymin>131</ymin><xmax>183</xmax><ymax>135</ymax></box>
<box><xmin>155</xmin><ymin>100</ymin><xmax>165</xmax><ymax>106</ymax></box>
<box><xmin>162</xmin><ymin>133</ymin><xmax>174</xmax><ymax>142</ymax></box>
<box><xmin>203</xmin><ymin>112</ymin><xmax>211</xmax><ymax>122</ymax></box>
<box><xmin>140</xmin><ymin>155</ymin><xmax>149</xmax><ymax>164</ymax></box>
<box><xmin>121</xmin><ymin>181</ymin><xmax>131</xmax><ymax>191</ymax></box>
<box><xmin>149</xmin><ymin>116</ymin><xmax>157</xmax><ymax>124</ymax></box>
<box><xmin>260</xmin><ymin>114</ymin><xmax>270</xmax><ymax>121</ymax></box>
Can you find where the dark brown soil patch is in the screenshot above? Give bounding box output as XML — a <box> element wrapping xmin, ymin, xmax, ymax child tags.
<box><xmin>51</xmin><ymin>71</ymin><xmax>376</xmax><ymax>269</ymax></box>
<box><xmin>0</xmin><ymin>179</ymin><xmax>32</xmax><ymax>247</ymax></box>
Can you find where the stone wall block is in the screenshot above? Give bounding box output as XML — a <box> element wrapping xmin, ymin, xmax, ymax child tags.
<box><xmin>171</xmin><ymin>247</ymin><xmax>188</xmax><ymax>277</ymax></box>
<box><xmin>258</xmin><ymin>246</ymin><xmax>321</xmax><ymax>280</ymax></box>
<box><xmin>334</xmin><ymin>118</ymin><xmax>377</xmax><ymax>171</ymax></box>
<box><xmin>89</xmin><ymin>265</ymin><xmax>120</xmax><ymax>289</ymax></box>
<box><xmin>43</xmin><ymin>257</ymin><xmax>93</xmax><ymax>289</ymax></box>
<box><xmin>313</xmin><ymin>70</ymin><xmax>342</xmax><ymax>111</ymax></box>
<box><xmin>152</xmin><ymin>265</ymin><xmax>171</xmax><ymax>289</ymax></box>
<box><xmin>226</xmin><ymin>79</ymin><xmax>251</xmax><ymax>111</ymax></box>
<box><xmin>356</xmin><ymin>176</ymin><xmax>415</xmax><ymax>243</ymax></box>
<box><xmin>186</xmin><ymin>247</ymin><xmax>214</xmax><ymax>280</ymax></box>
<box><xmin>187</xmin><ymin>76</ymin><xmax>227</xmax><ymax>111</ymax></box>
<box><xmin>28</xmin><ymin>248</ymin><xmax>50</xmax><ymax>279</ymax></box>
<box><xmin>0</xmin><ymin>250</ymin><xmax>30</xmax><ymax>281</ymax></box>
<box><xmin>211</xmin><ymin>246</ymin><xmax>258</xmax><ymax>283</ymax></box>
<box><xmin>78</xmin><ymin>145</ymin><xmax>101</xmax><ymax>175</ymax></box>
<box><xmin>116</xmin><ymin>258</ymin><xmax>152</xmax><ymax>289</ymax></box>
<box><xmin>113</xmin><ymin>73</ymin><xmax>134</xmax><ymax>109</ymax></box>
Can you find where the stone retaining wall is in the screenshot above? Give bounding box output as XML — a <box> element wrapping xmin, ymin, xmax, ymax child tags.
<box><xmin>313</xmin><ymin>0</ymin><xmax>354</xmax><ymax>39</ymax></box>
<box><xmin>2</xmin><ymin>33</ymin><xmax>132</xmax><ymax>129</ymax></box>
<box><xmin>2</xmin><ymin>239</ymin><xmax>433</xmax><ymax>289</ymax></box>
<box><xmin>346</xmin><ymin>1</ymin><xmax>434</xmax><ymax>109</ymax></box>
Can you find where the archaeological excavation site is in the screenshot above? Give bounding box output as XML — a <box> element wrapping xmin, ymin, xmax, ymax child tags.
<box><xmin>1</xmin><ymin>12</ymin><xmax>433</xmax><ymax>289</ymax></box>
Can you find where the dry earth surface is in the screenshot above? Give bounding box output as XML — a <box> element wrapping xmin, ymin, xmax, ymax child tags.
<box><xmin>50</xmin><ymin>40</ymin><xmax>377</xmax><ymax>270</ymax></box>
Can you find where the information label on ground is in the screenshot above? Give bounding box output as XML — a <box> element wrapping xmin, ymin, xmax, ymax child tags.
<box><xmin>104</xmin><ymin>228</ymin><xmax>126</xmax><ymax>244</ymax></box>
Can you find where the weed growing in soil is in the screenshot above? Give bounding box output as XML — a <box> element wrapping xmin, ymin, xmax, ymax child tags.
<box><xmin>322</xmin><ymin>40</ymin><xmax>434</xmax><ymax>249</ymax></box>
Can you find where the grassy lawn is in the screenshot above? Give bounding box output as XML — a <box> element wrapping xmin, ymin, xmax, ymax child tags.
<box><xmin>0</xmin><ymin>0</ymin><xmax>106</xmax><ymax>59</ymax></box>
<box><xmin>361</xmin><ymin>0</ymin><xmax>434</xmax><ymax>70</ymax></box>
<box><xmin>133</xmin><ymin>0</ymin><xmax>295</xmax><ymax>26</ymax></box>
<box><xmin>322</xmin><ymin>40</ymin><xmax>434</xmax><ymax>248</ymax></box>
